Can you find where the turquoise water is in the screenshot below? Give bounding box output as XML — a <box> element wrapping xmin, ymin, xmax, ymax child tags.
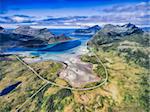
<box><xmin>7</xmin><ymin>39</ymin><xmax>81</xmax><ymax>52</ymax></box>
<box><xmin>0</xmin><ymin>29</ymin><xmax>92</xmax><ymax>96</ymax></box>
<box><xmin>5</xmin><ymin>29</ymin><xmax>92</xmax><ymax>58</ymax></box>
<box><xmin>40</xmin><ymin>40</ymin><xmax>81</xmax><ymax>52</ymax></box>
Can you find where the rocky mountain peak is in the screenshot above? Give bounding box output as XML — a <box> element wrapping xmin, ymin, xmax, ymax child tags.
<box><xmin>88</xmin><ymin>25</ymin><xmax>101</xmax><ymax>29</ymax></box>
<box><xmin>74</xmin><ymin>25</ymin><xmax>101</xmax><ymax>34</ymax></box>
<box><xmin>88</xmin><ymin>23</ymin><xmax>144</xmax><ymax>46</ymax></box>
<box><xmin>101</xmin><ymin>23</ymin><xmax>143</xmax><ymax>35</ymax></box>
<box><xmin>14</xmin><ymin>26</ymin><xmax>32</xmax><ymax>33</ymax></box>
<box><xmin>87</xmin><ymin>25</ymin><xmax>101</xmax><ymax>32</ymax></box>
<box><xmin>122</xmin><ymin>23</ymin><xmax>136</xmax><ymax>28</ymax></box>
<box><xmin>0</xmin><ymin>26</ymin><xmax>5</xmax><ymax>33</ymax></box>
<box><xmin>17</xmin><ymin>25</ymin><xmax>31</xmax><ymax>29</ymax></box>
<box><xmin>13</xmin><ymin>26</ymin><xmax>55</xmax><ymax>41</ymax></box>
<box><xmin>103</xmin><ymin>24</ymin><xmax>116</xmax><ymax>28</ymax></box>
<box><xmin>39</xmin><ymin>28</ymin><xmax>49</xmax><ymax>32</ymax></box>
<box><xmin>0</xmin><ymin>26</ymin><xmax>4</xmax><ymax>30</ymax></box>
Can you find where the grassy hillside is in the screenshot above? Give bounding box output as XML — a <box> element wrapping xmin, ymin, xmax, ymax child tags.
<box><xmin>85</xmin><ymin>24</ymin><xmax>149</xmax><ymax>112</ymax></box>
<box><xmin>0</xmin><ymin>55</ymin><xmax>63</xmax><ymax>112</ymax></box>
<box><xmin>0</xmin><ymin>24</ymin><xmax>149</xmax><ymax>112</ymax></box>
<box><xmin>80</xmin><ymin>50</ymin><xmax>149</xmax><ymax>112</ymax></box>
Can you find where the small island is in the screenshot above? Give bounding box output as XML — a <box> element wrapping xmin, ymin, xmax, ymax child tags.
<box><xmin>73</xmin><ymin>25</ymin><xmax>101</xmax><ymax>35</ymax></box>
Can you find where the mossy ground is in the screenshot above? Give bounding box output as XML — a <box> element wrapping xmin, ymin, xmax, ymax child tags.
<box><xmin>39</xmin><ymin>49</ymin><xmax>148</xmax><ymax>112</ymax></box>
<box><xmin>0</xmin><ymin>51</ymin><xmax>149</xmax><ymax>112</ymax></box>
<box><xmin>0</xmin><ymin>55</ymin><xmax>63</xmax><ymax>112</ymax></box>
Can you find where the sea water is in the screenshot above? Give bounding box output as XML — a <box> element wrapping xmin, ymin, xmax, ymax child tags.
<box><xmin>4</xmin><ymin>29</ymin><xmax>92</xmax><ymax>60</ymax></box>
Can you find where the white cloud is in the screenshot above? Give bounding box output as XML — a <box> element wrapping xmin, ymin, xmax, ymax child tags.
<box><xmin>1</xmin><ymin>2</ymin><xmax>149</xmax><ymax>28</ymax></box>
<box><xmin>12</xmin><ymin>16</ymin><xmax>27</xmax><ymax>22</ymax></box>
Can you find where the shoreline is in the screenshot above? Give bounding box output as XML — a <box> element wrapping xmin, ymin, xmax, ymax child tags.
<box><xmin>14</xmin><ymin>52</ymin><xmax>108</xmax><ymax>90</ymax></box>
<box><xmin>20</xmin><ymin>46</ymin><xmax>101</xmax><ymax>88</ymax></box>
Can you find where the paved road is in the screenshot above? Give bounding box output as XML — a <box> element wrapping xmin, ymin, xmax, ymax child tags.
<box><xmin>15</xmin><ymin>51</ymin><xmax>108</xmax><ymax>91</ymax></box>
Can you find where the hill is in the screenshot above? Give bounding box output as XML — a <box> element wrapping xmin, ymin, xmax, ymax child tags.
<box><xmin>0</xmin><ymin>26</ymin><xmax>71</xmax><ymax>51</ymax></box>
<box><xmin>73</xmin><ymin>25</ymin><xmax>101</xmax><ymax>35</ymax></box>
<box><xmin>88</xmin><ymin>23</ymin><xmax>149</xmax><ymax>68</ymax></box>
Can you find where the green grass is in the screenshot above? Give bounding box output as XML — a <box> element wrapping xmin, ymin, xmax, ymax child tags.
<box><xmin>41</xmin><ymin>89</ymin><xmax>72</xmax><ymax>112</ymax></box>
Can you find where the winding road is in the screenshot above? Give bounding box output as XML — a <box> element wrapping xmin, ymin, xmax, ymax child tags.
<box><xmin>15</xmin><ymin>49</ymin><xmax>108</xmax><ymax>112</ymax></box>
<box><xmin>14</xmin><ymin>49</ymin><xmax>108</xmax><ymax>91</ymax></box>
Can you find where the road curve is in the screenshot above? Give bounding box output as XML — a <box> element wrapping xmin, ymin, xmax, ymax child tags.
<box><xmin>14</xmin><ymin>50</ymin><xmax>108</xmax><ymax>91</ymax></box>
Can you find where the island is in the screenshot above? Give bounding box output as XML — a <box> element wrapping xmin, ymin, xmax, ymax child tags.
<box><xmin>73</xmin><ymin>25</ymin><xmax>101</xmax><ymax>35</ymax></box>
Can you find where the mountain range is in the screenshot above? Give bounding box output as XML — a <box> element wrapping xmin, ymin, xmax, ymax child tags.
<box><xmin>0</xmin><ymin>26</ymin><xmax>71</xmax><ymax>51</ymax></box>
<box><xmin>88</xmin><ymin>23</ymin><xmax>149</xmax><ymax>68</ymax></box>
<box><xmin>73</xmin><ymin>25</ymin><xmax>101</xmax><ymax>35</ymax></box>
<box><xmin>88</xmin><ymin>23</ymin><xmax>144</xmax><ymax>45</ymax></box>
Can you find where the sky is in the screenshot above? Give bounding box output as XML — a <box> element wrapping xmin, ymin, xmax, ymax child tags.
<box><xmin>0</xmin><ymin>0</ymin><xmax>149</xmax><ymax>28</ymax></box>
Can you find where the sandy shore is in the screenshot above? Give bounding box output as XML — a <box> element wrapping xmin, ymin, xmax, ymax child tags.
<box><xmin>59</xmin><ymin>55</ymin><xmax>100</xmax><ymax>87</ymax></box>
<box><xmin>22</xmin><ymin>46</ymin><xmax>100</xmax><ymax>87</ymax></box>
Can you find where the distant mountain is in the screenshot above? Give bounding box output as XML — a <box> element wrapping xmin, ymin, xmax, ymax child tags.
<box><xmin>88</xmin><ymin>23</ymin><xmax>143</xmax><ymax>45</ymax></box>
<box><xmin>101</xmin><ymin>23</ymin><xmax>142</xmax><ymax>34</ymax></box>
<box><xmin>87</xmin><ymin>25</ymin><xmax>101</xmax><ymax>32</ymax></box>
<box><xmin>13</xmin><ymin>26</ymin><xmax>71</xmax><ymax>43</ymax></box>
<box><xmin>0</xmin><ymin>26</ymin><xmax>4</xmax><ymax>30</ymax></box>
<box><xmin>73</xmin><ymin>25</ymin><xmax>101</xmax><ymax>35</ymax></box>
<box><xmin>0</xmin><ymin>26</ymin><xmax>4</xmax><ymax>33</ymax></box>
<box><xmin>0</xmin><ymin>26</ymin><xmax>71</xmax><ymax>51</ymax></box>
<box><xmin>0</xmin><ymin>32</ymin><xmax>47</xmax><ymax>51</ymax></box>
<box><xmin>88</xmin><ymin>23</ymin><xmax>150</xmax><ymax>68</ymax></box>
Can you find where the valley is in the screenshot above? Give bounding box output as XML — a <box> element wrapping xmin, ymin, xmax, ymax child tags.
<box><xmin>0</xmin><ymin>23</ymin><xmax>149</xmax><ymax>112</ymax></box>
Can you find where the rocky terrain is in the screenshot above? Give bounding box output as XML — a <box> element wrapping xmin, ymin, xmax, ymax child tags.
<box><xmin>88</xmin><ymin>23</ymin><xmax>143</xmax><ymax>45</ymax></box>
<box><xmin>13</xmin><ymin>26</ymin><xmax>70</xmax><ymax>43</ymax></box>
<box><xmin>59</xmin><ymin>56</ymin><xmax>100</xmax><ymax>87</ymax></box>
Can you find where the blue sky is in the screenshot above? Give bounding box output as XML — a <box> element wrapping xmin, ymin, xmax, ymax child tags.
<box><xmin>0</xmin><ymin>0</ymin><xmax>149</xmax><ymax>28</ymax></box>
<box><xmin>1</xmin><ymin>0</ymin><xmax>145</xmax><ymax>9</ymax></box>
